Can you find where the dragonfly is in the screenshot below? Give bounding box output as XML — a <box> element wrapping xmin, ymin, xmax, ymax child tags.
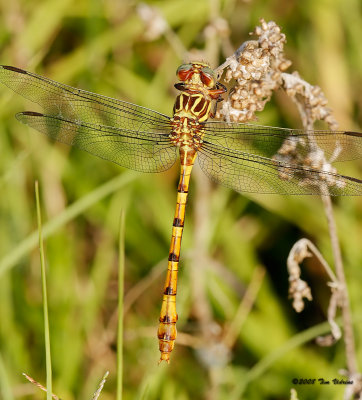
<box><xmin>0</xmin><ymin>63</ymin><xmax>362</xmax><ymax>363</ymax></box>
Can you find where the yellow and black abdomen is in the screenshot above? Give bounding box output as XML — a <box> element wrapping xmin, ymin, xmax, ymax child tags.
<box><xmin>173</xmin><ymin>92</ymin><xmax>212</xmax><ymax>122</ymax></box>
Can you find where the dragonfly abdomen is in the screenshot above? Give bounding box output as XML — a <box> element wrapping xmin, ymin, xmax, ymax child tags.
<box><xmin>157</xmin><ymin>149</ymin><xmax>196</xmax><ymax>363</ymax></box>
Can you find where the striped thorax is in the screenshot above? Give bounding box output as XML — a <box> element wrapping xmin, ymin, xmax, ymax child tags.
<box><xmin>169</xmin><ymin>62</ymin><xmax>226</xmax><ymax>152</ymax></box>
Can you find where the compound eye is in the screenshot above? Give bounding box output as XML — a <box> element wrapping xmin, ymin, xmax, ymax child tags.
<box><xmin>200</xmin><ymin>67</ymin><xmax>215</xmax><ymax>87</ymax></box>
<box><xmin>176</xmin><ymin>63</ymin><xmax>193</xmax><ymax>81</ymax></box>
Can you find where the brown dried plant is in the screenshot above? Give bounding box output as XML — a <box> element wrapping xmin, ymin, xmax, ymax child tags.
<box><xmin>215</xmin><ymin>19</ymin><xmax>291</xmax><ymax>122</ymax></box>
<box><xmin>215</xmin><ymin>18</ymin><xmax>362</xmax><ymax>399</ymax></box>
<box><xmin>22</xmin><ymin>373</ymin><xmax>61</xmax><ymax>400</ymax></box>
<box><xmin>22</xmin><ymin>371</ymin><xmax>109</xmax><ymax>400</ymax></box>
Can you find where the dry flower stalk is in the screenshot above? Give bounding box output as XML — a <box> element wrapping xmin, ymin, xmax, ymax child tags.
<box><xmin>22</xmin><ymin>371</ymin><xmax>109</xmax><ymax>400</ymax></box>
<box><xmin>275</xmin><ymin>71</ymin><xmax>347</xmax><ymax>193</ymax></box>
<box><xmin>216</xmin><ymin>18</ymin><xmax>360</xmax><ymax>398</ymax></box>
<box><xmin>215</xmin><ymin>19</ymin><xmax>292</xmax><ymax>122</ymax></box>
<box><xmin>287</xmin><ymin>240</ymin><xmax>314</xmax><ymax>313</ymax></box>
<box><xmin>91</xmin><ymin>371</ymin><xmax>109</xmax><ymax>400</ymax></box>
<box><xmin>22</xmin><ymin>373</ymin><xmax>60</xmax><ymax>400</ymax></box>
<box><xmin>215</xmin><ymin>19</ymin><xmax>337</xmax><ymax>128</ymax></box>
<box><xmin>287</xmin><ymin>238</ymin><xmax>342</xmax><ymax>343</ymax></box>
<box><xmin>281</xmin><ymin>71</ymin><xmax>338</xmax><ymax>131</ymax></box>
<box><xmin>340</xmin><ymin>370</ymin><xmax>362</xmax><ymax>400</ymax></box>
<box><xmin>216</xmin><ymin>19</ymin><xmax>350</xmax><ymax>195</ymax></box>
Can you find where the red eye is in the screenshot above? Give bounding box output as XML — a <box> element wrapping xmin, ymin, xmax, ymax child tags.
<box><xmin>200</xmin><ymin>71</ymin><xmax>213</xmax><ymax>87</ymax></box>
<box><xmin>178</xmin><ymin>69</ymin><xmax>194</xmax><ymax>81</ymax></box>
<box><xmin>176</xmin><ymin>64</ymin><xmax>194</xmax><ymax>82</ymax></box>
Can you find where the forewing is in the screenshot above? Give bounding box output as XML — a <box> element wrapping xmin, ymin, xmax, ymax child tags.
<box><xmin>0</xmin><ymin>65</ymin><xmax>171</xmax><ymax>133</ymax></box>
<box><xmin>198</xmin><ymin>141</ymin><xmax>362</xmax><ymax>195</ymax></box>
<box><xmin>0</xmin><ymin>65</ymin><xmax>177</xmax><ymax>172</ymax></box>
<box><xmin>203</xmin><ymin>121</ymin><xmax>362</xmax><ymax>162</ymax></box>
<box><xmin>17</xmin><ymin>112</ymin><xmax>177</xmax><ymax>173</ymax></box>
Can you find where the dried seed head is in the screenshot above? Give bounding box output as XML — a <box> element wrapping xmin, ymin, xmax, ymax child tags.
<box><xmin>289</xmin><ymin>278</ymin><xmax>313</xmax><ymax>313</ymax></box>
<box><xmin>281</xmin><ymin>72</ymin><xmax>339</xmax><ymax>131</ymax></box>
<box><xmin>215</xmin><ymin>19</ymin><xmax>343</xmax><ymax>194</ymax></box>
<box><xmin>216</xmin><ymin>19</ymin><xmax>292</xmax><ymax>123</ymax></box>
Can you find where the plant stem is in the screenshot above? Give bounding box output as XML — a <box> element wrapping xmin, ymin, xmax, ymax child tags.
<box><xmin>116</xmin><ymin>210</ymin><xmax>126</xmax><ymax>400</ymax></box>
<box><xmin>321</xmin><ymin>194</ymin><xmax>358</xmax><ymax>375</ymax></box>
<box><xmin>35</xmin><ymin>181</ymin><xmax>52</xmax><ymax>400</ymax></box>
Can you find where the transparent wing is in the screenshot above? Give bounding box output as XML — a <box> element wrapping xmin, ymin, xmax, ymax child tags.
<box><xmin>0</xmin><ymin>65</ymin><xmax>177</xmax><ymax>172</ymax></box>
<box><xmin>0</xmin><ymin>65</ymin><xmax>171</xmax><ymax>131</ymax></box>
<box><xmin>17</xmin><ymin>112</ymin><xmax>177</xmax><ymax>173</ymax></box>
<box><xmin>198</xmin><ymin>141</ymin><xmax>362</xmax><ymax>195</ymax></box>
<box><xmin>203</xmin><ymin>121</ymin><xmax>362</xmax><ymax>162</ymax></box>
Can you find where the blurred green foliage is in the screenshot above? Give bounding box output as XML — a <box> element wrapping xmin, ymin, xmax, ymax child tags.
<box><xmin>0</xmin><ymin>0</ymin><xmax>361</xmax><ymax>399</ymax></box>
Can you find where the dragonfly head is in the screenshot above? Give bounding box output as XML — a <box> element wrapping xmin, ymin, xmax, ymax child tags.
<box><xmin>176</xmin><ymin>62</ymin><xmax>216</xmax><ymax>89</ymax></box>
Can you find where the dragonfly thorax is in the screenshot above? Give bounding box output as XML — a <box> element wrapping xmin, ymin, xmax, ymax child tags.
<box><xmin>173</xmin><ymin>91</ymin><xmax>212</xmax><ymax>122</ymax></box>
<box><xmin>169</xmin><ymin>115</ymin><xmax>204</xmax><ymax>150</ymax></box>
<box><xmin>170</xmin><ymin>62</ymin><xmax>226</xmax><ymax>156</ymax></box>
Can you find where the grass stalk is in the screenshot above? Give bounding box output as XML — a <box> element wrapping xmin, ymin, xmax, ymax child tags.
<box><xmin>0</xmin><ymin>352</ymin><xmax>13</xmax><ymax>400</ymax></box>
<box><xmin>35</xmin><ymin>181</ymin><xmax>52</xmax><ymax>400</ymax></box>
<box><xmin>116</xmin><ymin>210</ymin><xmax>126</xmax><ymax>400</ymax></box>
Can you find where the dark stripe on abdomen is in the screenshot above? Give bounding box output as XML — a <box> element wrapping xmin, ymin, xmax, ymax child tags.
<box><xmin>168</xmin><ymin>253</ymin><xmax>179</xmax><ymax>262</ymax></box>
<box><xmin>173</xmin><ymin>218</ymin><xmax>184</xmax><ymax>227</ymax></box>
<box><xmin>164</xmin><ymin>286</ymin><xmax>176</xmax><ymax>295</ymax></box>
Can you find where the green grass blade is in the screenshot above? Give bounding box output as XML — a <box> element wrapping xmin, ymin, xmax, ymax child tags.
<box><xmin>0</xmin><ymin>352</ymin><xmax>14</xmax><ymax>400</ymax></box>
<box><xmin>230</xmin><ymin>319</ymin><xmax>340</xmax><ymax>399</ymax></box>
<box><xmin>116</xmin><ymin>210</ymin><xmax>126</xmax><ymax>400</ymax></box>
<box><xmin>0</xmin><ymin>171</ymin><xmax>138</xmax><ymax>278</ymax></box>
<box><xmin>35</xmin><ymin>181</ymin><xmax>52</xmax><ymax>400</ymax></box>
